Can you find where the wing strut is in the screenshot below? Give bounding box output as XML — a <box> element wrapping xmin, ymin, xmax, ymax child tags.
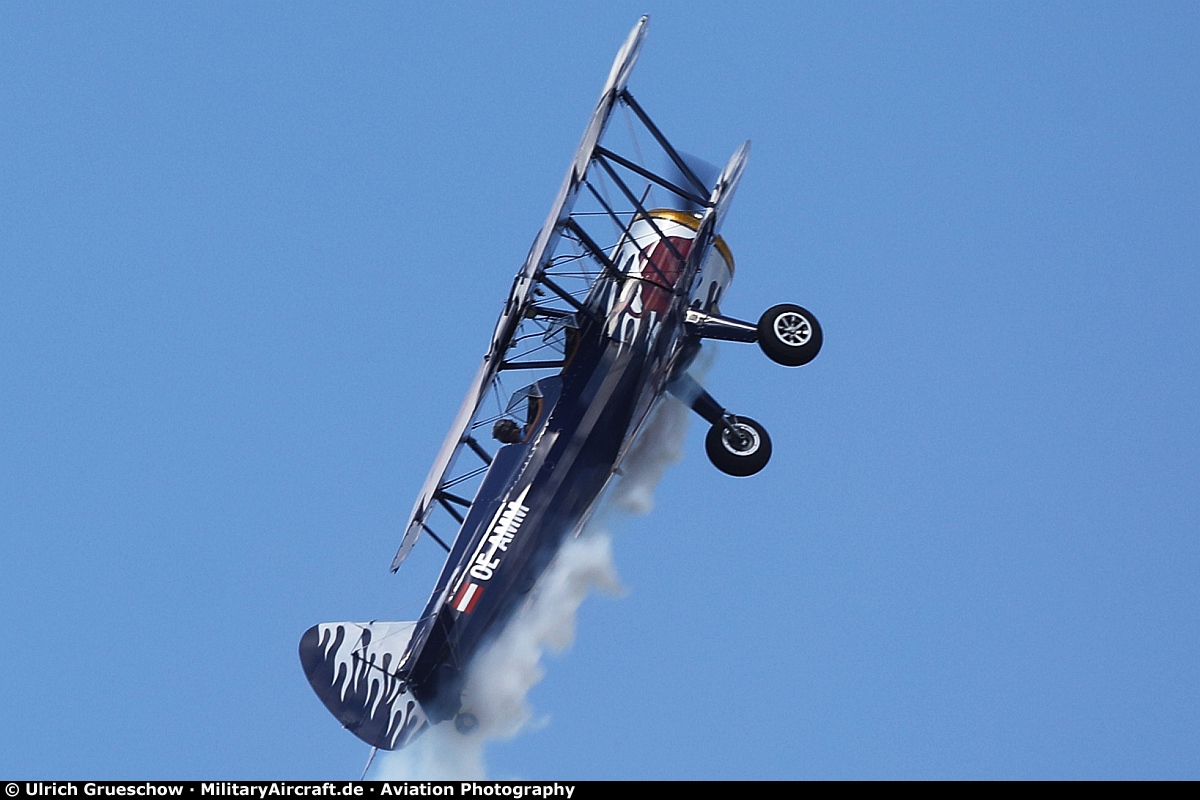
<box><xmin>462</xmin><ymin>435</ymin><xmax>493</xmax><ymax>466</ymax></box>
<box><xmin>595</xmin><ymin>146</ymin><xmax>709</xmax><ymax>208</ymax></box>
<box><xmin>422</xmin><ymin>524</ymin><xmax>451</xmax><ymax>553</ymax></box>
<box><xmin>619</xmin><ymin>89</ymin><xmax>711</xmax><ymax>197</ymax></box>
<box><xmin>593</xmin><ymin>155</ymin><xmax>690</xmax><ymax>281</ymax></box>
<box><xmin>385</xmin><ymin>18</ymin><xmax>748</xmax><ymax>576</ymax></box>
<box><xmin>389</xmin><ymin>18</ymin><xmax>649</xmax><ymax>573</ymax></box>
<box><xmin>564</xmin><ymin>218</ymin><xmax>624</xmax><ymax>279</ymax></box>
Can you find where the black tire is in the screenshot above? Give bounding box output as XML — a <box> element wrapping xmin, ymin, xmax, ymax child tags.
<box><xmin>758</xmin><ymin>304</ymin><xmax>822</xmax><ymax>366</ymax></box>
<box><xmin>705</xmin><ymin>417</ymin><xmax>772</xmax><ymax>477</ymax></box>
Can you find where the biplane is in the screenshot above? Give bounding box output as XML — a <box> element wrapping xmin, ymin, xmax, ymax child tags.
<box><xmin>299</xmin><ymin>16</ymin><xmax>822</xmax><ymax>751</ymax></box>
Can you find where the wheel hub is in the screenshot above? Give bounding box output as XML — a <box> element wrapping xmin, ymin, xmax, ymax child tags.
<box><xmin>774</xmin><ymin>312</ymin><xmax>812</xmax><ymax>346</ymax></box>
<box><xmin>722</xmin><ymin>424</ymin><xmax>760</xmax><ymax>456</ymax></box>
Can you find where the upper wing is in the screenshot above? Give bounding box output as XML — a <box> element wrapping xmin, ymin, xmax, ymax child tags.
<box><xmin>390</xmin><ymin>18</ymin><xmax>647</xmax><ymax>572</ymax></box>
<box><xmin>390</xmin><ymin>16</ymin><xmax>749</xmax><ymax>573</ymax></box>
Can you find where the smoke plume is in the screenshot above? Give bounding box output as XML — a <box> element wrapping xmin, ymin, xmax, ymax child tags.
<box><xmin>371</xmin><ymin>391</ymin><xmax>695</xmax><ymax>780</ymax></box>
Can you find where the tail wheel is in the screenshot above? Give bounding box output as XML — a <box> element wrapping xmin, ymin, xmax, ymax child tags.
<box><xmin>758</xmin><ymin>304</ymin><xmax>822</xmax><ymax>366</ymax></box>
<box><xmin>706</xmin><ymin>417</ymin><xmax>772</xmax><ymax>477</ymax></box>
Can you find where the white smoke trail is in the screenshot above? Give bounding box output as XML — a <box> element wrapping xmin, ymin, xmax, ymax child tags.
<box><xmin>372</xmin><ymin>371</ymin><xmax>703</xmax><ymax>779</ymax></box>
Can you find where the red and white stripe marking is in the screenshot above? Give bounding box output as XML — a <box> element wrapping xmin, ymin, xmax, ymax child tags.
<box><xmin>452</xmin><ymin>582</ymin><xmax>483</xmax><ymax>614</ymax></box>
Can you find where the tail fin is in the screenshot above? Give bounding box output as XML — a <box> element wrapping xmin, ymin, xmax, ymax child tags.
<box><xmin>298</xmin><ymin>621</ymin><xmax>428</xmax><ymax>750</ymax></box>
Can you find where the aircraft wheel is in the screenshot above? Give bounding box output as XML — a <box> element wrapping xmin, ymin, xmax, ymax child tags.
<box><xmin>758</xmin><ymin>304</ymin><xmax>822</xmax><ymax>366</ymax></box>
<box><xmin>706</xmin><ymin>417</ymin><xmax>772</xmax><ymax>477</ymax></box>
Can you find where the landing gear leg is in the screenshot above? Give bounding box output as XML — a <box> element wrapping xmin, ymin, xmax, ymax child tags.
<box><xmin>667</xmin><ymin>372</ymin><xmax>726</xmax><ymax>426</ymax></box>
<box><xmin>667</xmin><ymin>374</ymin><xmax>772</xmax><ymax>477</ymax></box>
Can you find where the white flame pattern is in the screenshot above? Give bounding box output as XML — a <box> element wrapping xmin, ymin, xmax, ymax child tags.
<box><xmin>317</xmin><ymin>621</ymin><xmax>427</xmax><ymax>748</ymax></box>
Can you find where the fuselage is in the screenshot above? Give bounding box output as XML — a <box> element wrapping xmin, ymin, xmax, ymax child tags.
<box><xmin>397</xmin><ymin>210</ymin><xmax>735</xmax><ymax>720</ymax></box>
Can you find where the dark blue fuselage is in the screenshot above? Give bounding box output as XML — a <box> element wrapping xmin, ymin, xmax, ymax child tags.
<box><xmin>399</xmin><ymin>303</ymin><xmax>690</xmax><ymax>721</ymax></box>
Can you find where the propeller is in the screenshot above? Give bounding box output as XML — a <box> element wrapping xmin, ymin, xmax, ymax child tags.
<box><xmin>661</xmin><ymin>150</ymin><xmax>719</xmax><ymax>212</ymax></box>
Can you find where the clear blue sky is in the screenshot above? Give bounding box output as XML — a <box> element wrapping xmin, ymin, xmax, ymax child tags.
<box><xmin>2</xmin><ymin>1</ymin><xmax>1198</xmax><ymax>780</ymax></box>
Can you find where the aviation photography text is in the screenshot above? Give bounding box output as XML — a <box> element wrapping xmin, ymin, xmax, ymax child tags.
<box><xmin>12</xmin><ymin>784</ymin><xmax>579</xmax><ymax>799</ymax></box>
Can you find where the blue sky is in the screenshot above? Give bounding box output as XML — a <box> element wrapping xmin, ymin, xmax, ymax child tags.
<box><xmin>2</xmin><ymin>1</ymin><xmax>1198</xmax><ymax>780</ymax></box>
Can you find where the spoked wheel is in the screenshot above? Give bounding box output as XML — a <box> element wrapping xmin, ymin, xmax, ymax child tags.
<box><xmin>758</xmin><ymin>304</ymin><xmax>822</xmax><ymax>366</ymax></box>
<box><xmin>706</xmin><ymin>416</ymin><xmax>772</xmax><ymax>477</ymax></box>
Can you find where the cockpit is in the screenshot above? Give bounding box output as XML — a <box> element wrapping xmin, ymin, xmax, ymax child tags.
<box><xmin>491</xmin><ymin>378</ymin><xmax>560</xmax><ymax>444</ymax></box>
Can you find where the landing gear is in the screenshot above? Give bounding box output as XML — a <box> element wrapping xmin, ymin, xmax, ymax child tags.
<box><xmin>454</xmin><ymin>712</ymin><xmax>479</xmax><ymax>734</ymax></box>
<box><xmin>667</xmin><ymin>373</ymin><xmax>772</xmax><ymax>477</ymax></box>
<box><xmin>758</xmin><ymin>304</ymin><xmax>822</xmax><ymax>367</ymax></box>
<box><xmin>705</xmin><ymin>416</ymin><xmax>772</xmax><ymax>477</ymax></box>
<box><xmin>668</xmin><ymin>302</ymin><xmax>820</xmax><ymax>476</ymax></box>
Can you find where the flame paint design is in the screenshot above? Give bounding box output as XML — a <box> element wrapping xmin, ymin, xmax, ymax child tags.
<box><xmin>299</xmin><ymin>621</ymin><xmax>428</xmax><ymax>750</ymax></box>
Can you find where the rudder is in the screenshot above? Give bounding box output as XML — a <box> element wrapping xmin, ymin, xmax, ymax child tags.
<box><xmin>298</xmin><ymin>621</ymin><xmax>427</xmax><ymax>750</ymax></box>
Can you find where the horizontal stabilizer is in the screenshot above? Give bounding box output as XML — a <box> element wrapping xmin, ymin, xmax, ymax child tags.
<box><xmin>298</xmin><ymin>621</ymin><xmax>427</xmax><ymax>751</ymax></box>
